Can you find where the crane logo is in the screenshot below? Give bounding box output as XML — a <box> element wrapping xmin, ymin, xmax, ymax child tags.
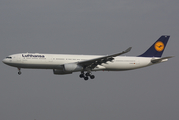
<box><xmin>155</xmin><ymin>41</ymin><xmax>164</xmax><ymax>52</ymax></box>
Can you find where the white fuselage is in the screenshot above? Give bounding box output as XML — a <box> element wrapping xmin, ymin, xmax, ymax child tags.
<box><xmin>3</xmin><ymin>53</ymin><xmax>154</xmax><ymax>72</ymax></box>
<box><xmin>2</xmin><ymin>36</ymin><xmax>171</xmax><ymax>80</ymax></box>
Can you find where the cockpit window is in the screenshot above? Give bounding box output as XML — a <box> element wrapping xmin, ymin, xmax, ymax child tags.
<box><xmin>6</xmin><ymin>57</ymin><xmax>12</xmax><ymax>59</ymax></box>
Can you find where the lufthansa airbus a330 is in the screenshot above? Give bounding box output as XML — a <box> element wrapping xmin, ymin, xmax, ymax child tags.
<box><xmin>2</xmin><ymin>36</ymin><xmax>173</xmax><ymax>80</ymax></box>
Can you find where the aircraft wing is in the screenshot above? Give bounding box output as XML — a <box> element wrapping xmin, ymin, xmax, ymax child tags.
<box><xmin>77</xmin><ymin>47</ymin><xmax>132</xmax><ymax>70</ymax></box>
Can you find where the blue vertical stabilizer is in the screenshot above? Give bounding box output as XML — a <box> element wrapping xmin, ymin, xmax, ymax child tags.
<box><xmin>138</xmin><ymin>36</ymin><xmax>170</xmax><ymax>57</ymax></box>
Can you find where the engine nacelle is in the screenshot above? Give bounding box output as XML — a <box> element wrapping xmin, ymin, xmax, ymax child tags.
<box><xmin>53</xmin><ymin>63</ymin><xmax>83</xmax><ymax>75</ymax></box>
<box><xmin>64</xmin><ymin>63</ymin><xmax>83</xmax><ymax>72</ymax></box>
<box><xmin>53</xmin><ymin>69</ymin><xmax>72</xmax><ymax>75</ymax></box>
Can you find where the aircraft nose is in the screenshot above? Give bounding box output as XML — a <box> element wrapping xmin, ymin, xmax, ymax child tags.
<box><xmin>2</xmin><ymin>58</ymin><xmax>7</xmax><ymax>64</ymax></box>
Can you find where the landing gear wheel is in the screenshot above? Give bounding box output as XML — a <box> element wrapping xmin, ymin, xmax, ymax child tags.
<box><xmin>79</xmin><ymin>74</ymin><xmax>84</xmax><ymax>78</ymax></box>
<box><xmin>85</xmin><ymin>72</ymin><xmax>90</xmax><ymax>76</ymax></box>
<box><xmin>17</xmin><ymin>68</ymin><xmax>21</xmax><ymax>75</ymax></box>
<box><xmin>79</xmin><ymin>70</ymin><xmax>95</xmax><ymax>80</ymax></box>
<box><xmin>84</xmin><ymin>77</ymin><xmax>89</xmax><ymax>81</ymax></box>
<box><xmin>90</xmin><ymin>75</ymin><xmax>95</xmax><ymax>79</ymax></box>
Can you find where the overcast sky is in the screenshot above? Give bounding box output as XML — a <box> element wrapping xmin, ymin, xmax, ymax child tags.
<box><xmin>0</xmin><ymin>0</ymin><xmax>179</xmax><ymax>120</ymax></box>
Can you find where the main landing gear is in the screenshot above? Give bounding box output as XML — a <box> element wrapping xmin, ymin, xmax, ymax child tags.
<box><xmin>79</xmin><ymin>71</ymin><xmax>95</xmax><ymax>81</ymax></box>
<box><xmin>17</xmin><ymin>68</ymin><xmax>21</xmax><ymax>75</ymax></box>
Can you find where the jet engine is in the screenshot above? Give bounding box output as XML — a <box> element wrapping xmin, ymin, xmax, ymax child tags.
<box><xmin>53</xmin><ymin>63</ymin><xmax>83</xmax><ymax>75</ymax></box>
<box><xmin>64</xmin><ymin>63</ymin><xmax>83</xmax><ymax>72</ymax></box>
<box><xmin>53</xmin><ymin>69</ymin><xmax>72</xmax><ymax>75</ymax></box>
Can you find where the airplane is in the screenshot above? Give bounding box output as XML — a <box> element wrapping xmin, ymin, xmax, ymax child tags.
<box><xmin>2</xmin><ymin>35</ymin><xmax>173</xmax><ymax>80</ymax></box>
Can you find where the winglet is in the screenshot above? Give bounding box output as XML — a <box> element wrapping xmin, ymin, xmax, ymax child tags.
<box><xmin>110</xmin><ymin>47</ymin><xmax>132</xmax><ymax>57</ymax></box>
<box><xmin>124</xmin><ymin>47</ymin><xmax>132</xmax><ymax>53</ymax></box>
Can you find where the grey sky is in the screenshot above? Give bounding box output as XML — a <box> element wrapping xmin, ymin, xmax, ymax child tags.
<box><xmin>0</xmin><ymin>0</ymin><xmax>178</xmax><ymax>120</ymax></box>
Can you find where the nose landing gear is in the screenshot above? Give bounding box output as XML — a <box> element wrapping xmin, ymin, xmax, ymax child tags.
<box><xmin>17</xmin><ymin>68</ymin><xmax>21</xmax><ymax>75</ymax></box>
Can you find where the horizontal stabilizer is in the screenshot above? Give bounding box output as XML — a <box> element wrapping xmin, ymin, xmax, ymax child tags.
<box><xmin>151</xmin><ymin>56</ymin><xmax>174</xmax><ymax>63</ymax></box>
